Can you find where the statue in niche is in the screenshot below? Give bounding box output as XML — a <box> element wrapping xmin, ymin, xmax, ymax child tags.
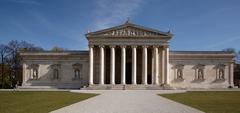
<box><xmin>53</xmin><ymin>69</ymin><xmax>59</xmax><ymax>79</ymax></box>
<box><xmin>219</xmin><ymin>69</ymin><xmax>224</xmax><ymax>79</ymax></box>
<box><xmin>198</xmin><ymin>69</ymin><xmax>204</xmax><ymax>79</ymax></box>
<box><xmin>177</xmin><ymin>69</ymin><xmax>183</xmax><ymax>79</ymax></box>
<box><xmin>74</xmin><ymin>69</ymin><xmax>80</xmax><ymax>80</ymax></box>
<box><xmin>33</xmin><ymin>69</ymin><xmax>38</xmax><ymax>79</ymax></box>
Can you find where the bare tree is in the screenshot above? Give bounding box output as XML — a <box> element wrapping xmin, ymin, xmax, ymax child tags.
<box><xmin>223</xmin><ymin>48</ymin><xmax>239</xmax><ymax>62</ymax></box>
<box><xmin>222</xmin><ymin>48</ymin><xmax>235</xmax><ymax>53</ymax></box>
<box><xmin>51</xmin><ymin>46</ymin><xmax>64</xmax><ymax>51</ymax></box>
<box><xmin>5</xmin><ymin>40</ymin><xmax>43</xmax><ymax>88</ymax></box>
<box><xmin>0</xmin><ymin>44</ymin><xmax>10</xmax><ymax>88</ymax></box>
<box><xmin>0</xmin><ymin>40</ymin><xmax>44</xmax><ymax>88</ymax></box>
<box><xmin>238</xmin><ymin>51</ymin><xmax>240</xmax><ymax>64</ymax></box>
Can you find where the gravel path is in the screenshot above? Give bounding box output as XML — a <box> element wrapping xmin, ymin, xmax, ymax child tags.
<box><xmin>51</xmin><ymin>90</ymin><xmax>204</xmax><ymax>113</ymax></box>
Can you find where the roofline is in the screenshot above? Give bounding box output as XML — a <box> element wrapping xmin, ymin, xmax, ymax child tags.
<box><xmin>19</xmin><ymin>50</ymin><xmax>89</xmax><ymax>56</ymax></box>
<box><xmin>20</xmin><ymin>50</ymin><xmax>234</xmax><ymax>54</ymax></box>
<box><xmin>170</xmin><ymin>50</ymin><xmax>235</xmax><ymax>54</ymax></box>
<box><xmin>86</xmin><ymin>22</ymin><xmax>172</xmax><ymax>37</ymax></box>
<box><xmin>20</xmin><ymin>50</ymin><xmax>88</xmax><ymax>53</ymax></box>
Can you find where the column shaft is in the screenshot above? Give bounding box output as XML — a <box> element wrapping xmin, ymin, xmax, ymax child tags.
<box><xmin>89</xmin><ymin>46</ymin><xmax>94</xmax><ymax>85</ymax></box>
<box><xmin>165</xmin><ymin>46</ymin><xmax>170</xmax><ymax>84</ymax></box>
<box><xmin>161</xmin><ymin>48</ymin><xmax>165</xmax><ymax>84</ymax></box>
<box><xmin>121</xmin><ymin>46</ymin><xmax>126</xmax><ymax>85</ymax></box>
<box><xmin>229</xmin><ymin>63</ymin><xmax>234</xmax><ymax>86</ymax></box>
<box><xmin>154</xmin><ymin>46</ymin><xmax>159</xmax><ymax>85</ymax></box>
<box><xmin>151</xmin><ymin>48</ymin><xmax>155</xmax><ymax>84</ymax></box>
<box><xmin>142</xmin><ymin>46</ymin><xmax>148</xmax><ymax>85</ymax></box>
<box><xmin>22</xmin><ymin>63</ymin><xmax>27</xmax><ymax>85</ymax></box>
<box><xmin>132</xmin><ymin>46</ymin><xmax>137</xmax><ymax>85</ymax></box>
<box><xmin>110</xmin><ymin>46</ymin><xmax>115</xmax><ymax>85</ymax></box>
<box><xmin>99</xmin><ymin>46</ymin><xmax>105</xmax><ymax>85</ymax></box>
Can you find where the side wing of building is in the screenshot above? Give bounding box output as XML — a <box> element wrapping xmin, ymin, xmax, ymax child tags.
<box><xmin>20</xmin><ymin>51</ymin><xmax>89</xmax><ymax>89</ymax></box>
<box><xmin>169</xmin><ymin>51</ymin><xmax>235</xmax><ymax>89</ymax></box>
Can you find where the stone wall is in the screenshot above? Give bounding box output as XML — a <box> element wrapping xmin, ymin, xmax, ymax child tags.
<box><xmin>169</xmin><ymin>51</ymin><xmax>235</xmax><ymax>89</ymax></box>
<box><xmin>21</xmin><ymin>51</ymin><xmax>89</xmax><ymax>89</ymax></box>
<box><xmin>22</xmin><ymin>60</ymin><xmax>88</xmax><ymax>89</ymax></box>
<box><xmin>169</xmin><ymin>64</ymin><xmax>230</xmax><ymax>89</ymax></box>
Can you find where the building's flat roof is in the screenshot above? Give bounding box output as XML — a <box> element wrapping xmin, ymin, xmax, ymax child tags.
<box><xmin>20</xmin><ymin>50</ymin><xmax>89</xmax><ymax>56</ymax></box>
<box><xmin>170</xmin><ymin>50</ymin><xmax>235</xmax><ymax>54</ymax></box>
<box><xmin>20</xmin><ymin>50</ymin><xmax>235</xmax><ymax>58</ymax></box>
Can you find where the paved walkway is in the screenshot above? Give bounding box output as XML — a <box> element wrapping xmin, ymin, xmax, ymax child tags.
<box><xmin>51</xmin><ymin>90</ymin><xmax>204</xmax><ymax>113</ymax></box>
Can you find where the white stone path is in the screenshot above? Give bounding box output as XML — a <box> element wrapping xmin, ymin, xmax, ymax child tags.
<box><xmin>51</xmin><ymin>90</ymin><xmax>204</xmax><ymax>113</ymax></box>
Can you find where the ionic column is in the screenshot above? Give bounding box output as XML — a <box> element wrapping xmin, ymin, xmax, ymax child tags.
<box><xmin>153</xmin><ymin>45</ymin><xmax>159</xmax><ymax>85</ymax></box>
<box><xmin>99</xmin><ymin>45</ymin><xmax>105</xmax><ymax>85</ymax></box>
<box><xmin>121</xmin><ymin>45</ymin><xmax>126</xmax><ymax>85</ymax></box>
<box><xmin>151</xmin><ymin>47</ymin><xmax>155</xmax><ymax>84</ymax></box>
<box><xmin>89</xmin><ymin>45</ymin><xmax>94</xmax><ymax>85</ymax></box>
<box><xmin>161</xmin><ymin>47</ymin><xmax>165</xmax><ymax>84</ymax></box>
<box><xmin>132</xmin><ymin>46</ymin><xmax>137</xmax><ymax>85</ymax></box>
<box><xmin>229</xmin><ymin>62</ymin><xmax>234</xmax><ymax>86</ymax></box>
<box><xmin>165</xmin><ymin>45</ymin><xmax>170</xmax><ymax>84</ymax></box>
<box><xmin>142</xmin><ymin>46</ymin><xmax>148</xmax><ymax>85</ymax></box>
<box><xmin>22</xmin><ymin>63</ymin><xmax>27</xmax><ymax>85</ymax></box>
<box><xmin>110</xmin><ymin>45</ymin><xmax>115</xmax><ymax>85</ymax></box>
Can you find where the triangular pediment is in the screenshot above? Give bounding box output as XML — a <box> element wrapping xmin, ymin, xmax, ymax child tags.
<box><xmin>86</xmin><ymin>22</ymin><xmax>172</xmax><ymax>38</ymax></box>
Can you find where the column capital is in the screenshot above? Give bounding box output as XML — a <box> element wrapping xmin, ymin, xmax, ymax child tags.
<box><xmin>109</xmin><ymin>45</ymin><xmax>116</xmax><ymax>48</ymax></box>
<box><xmin>89</xmin><ymin>44</ymin><xmax>94</xmax><ymax>48</ymax></box>
<box><xmin>131</xmin><ymin>45</ymin><xmax>138</xmax><ymax>48</ymax></box>
<box><xmin>162</xmin><ymin>44</ymin><xmax>169</xmax><ymax>49</ymax></box>
<box><xmin>142</xmin><ymin>45</ymin><xmax>149</xmax><ymax>48</ymax></box>
<box><xmin>229</xmin><ymin>60</ymin><xmax>235</xmax><ymax>64</ymax></box>
<box><xmin>120</xmin><ymin>45</ymin><xmax>127</xmax><ymax>48</ymax></box>
<box><xmin>99</xmin><ymin>45</ymin><xmax>105</xmax><ymax>48</ymax></box>
<box><xmin>152</xmin><ymin>45</ymin><xmax>160</xmax><ymax>48</ymax></box>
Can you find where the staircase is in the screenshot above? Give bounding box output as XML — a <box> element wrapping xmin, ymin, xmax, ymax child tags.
<box><xmin>81</xmin><ymin>84</ymin><xmax>173</xmax><ymax>90</ymax></box>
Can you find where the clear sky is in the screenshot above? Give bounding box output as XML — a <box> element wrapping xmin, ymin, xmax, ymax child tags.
<box><xmin>0</xmin><ymin>0</ymin><xmax>240</xmax><ymax>51</ymax></box>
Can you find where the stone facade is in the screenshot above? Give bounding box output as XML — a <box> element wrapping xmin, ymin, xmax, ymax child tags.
<box><xmin>169</xmin><ymin>51</ymin><xmax>234</xmax><ymax>89</ymax></box>
<box><xmin>21</xmin><ymin>51</ymin><xmax>89</xmax><ymax>89</ymax></box>
<box><xmin>20</xmin><ymin>22</ymin><xmax>235</xmax><ymax>89</ymax></box>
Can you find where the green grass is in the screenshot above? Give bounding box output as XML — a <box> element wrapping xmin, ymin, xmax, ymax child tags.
<box><xmin>0</xmin><ymin>91</ymin><xmax>98</xmax><ymax>113</ymax></box>
<box><xmin>159</xmin><ymin>91</ymin><xmax>240</xmax><ymax>113</ymax></box>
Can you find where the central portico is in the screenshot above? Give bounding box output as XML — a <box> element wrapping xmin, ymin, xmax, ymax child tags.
<box><xmin>86</xmin><ymin>21</ymin><xmax>172</xmax><ymax>88</ymax></box>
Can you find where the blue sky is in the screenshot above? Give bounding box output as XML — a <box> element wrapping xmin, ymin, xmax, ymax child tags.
<box><xmin>0</xmin><ymin>0</ymin><xmax>240</xmax><ymax>51</ymax></box>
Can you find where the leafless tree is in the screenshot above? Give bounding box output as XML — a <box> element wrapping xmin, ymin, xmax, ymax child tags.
<box><xmin>0</xmin><ymin>40</ymin><xmax>43</xmax><ymax>88</ymax></box>
<box><xmin>223</xmin><ymin>48</ymin><xmax>239</xmax><ymax>63</ymax></box>
<box><xmin>0</xmin><ymin>44</ymin><xmax>10</xmax><ymax>88</ymax></box>
<box><xmin>7</xmin><ymin>41</ymin><xmax>43</xmax><ymax>84</ymax></box>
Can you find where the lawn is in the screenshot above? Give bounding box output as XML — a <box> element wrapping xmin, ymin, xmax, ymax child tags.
<box><xmin>159</xmin><ymin>91</ymin><xmax>240</xmax><ymax>113</ymax></box>
<box><xmin>0</xmin><ymin>91</ymin><xmax>97</xmax><ymax>113</ymax></box>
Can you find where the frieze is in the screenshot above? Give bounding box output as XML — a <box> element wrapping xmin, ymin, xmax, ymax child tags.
<box><xmin>100</xmin><ymin>27</ymin><xmax>160</xmax><ymax>37</ymax></box>
<box><xmin>88</xmin><ymin>26</ymin><xmax>170</xmax><ymax>37</ymax></box>
<box><xmin>89</xmin><ymin>38</ymin><xmax>167</xmax><ymax>46</ymax></box>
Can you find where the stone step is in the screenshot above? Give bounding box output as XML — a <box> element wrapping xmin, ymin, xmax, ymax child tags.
<box><xmin>81</xmin><ymin>84</ymin><xmax>174</xmax><ymax>90</ymax></box>
<box><xmin>18</xmin><ymin>86</ymin><xmax>55</xmax><ymax>89</ymax></box>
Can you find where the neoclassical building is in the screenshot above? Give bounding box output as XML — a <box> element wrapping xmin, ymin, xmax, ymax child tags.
<box><xmin>20</xmin><ymin>21</ymin><xmax>235</xmax><ymax>89</ymax></box>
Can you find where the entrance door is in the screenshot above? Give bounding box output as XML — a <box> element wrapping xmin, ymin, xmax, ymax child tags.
<box><xmin>126</xmin><ymin>62</ymin><xmax>132</xmax><ymax>84</ymax></box>
<box><xmin>147</xmin><ymin>74</ymin><xmax>152</xmax><ymax>84</ymax></box>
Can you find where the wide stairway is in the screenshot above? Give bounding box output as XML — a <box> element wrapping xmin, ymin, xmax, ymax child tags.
<box><xmin>81</xmin><ymin>84</ymin><xmax>173</xmax><ymax>90</ymax></box>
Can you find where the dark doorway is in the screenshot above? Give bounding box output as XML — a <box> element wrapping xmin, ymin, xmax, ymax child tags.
<box><xmin>105</xmin><ymin>47</ymin><xmax>110</xmax><ymax>84</ymax></box>
<box><xmin>147</xmin><ymin>74</ymin><xmax>152</xmax><ymax>84</ymax></box>
<box><xmin>126</xmin><ymin>62</ymin><xmax>132</xmax><ymax>84</ymax></box>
